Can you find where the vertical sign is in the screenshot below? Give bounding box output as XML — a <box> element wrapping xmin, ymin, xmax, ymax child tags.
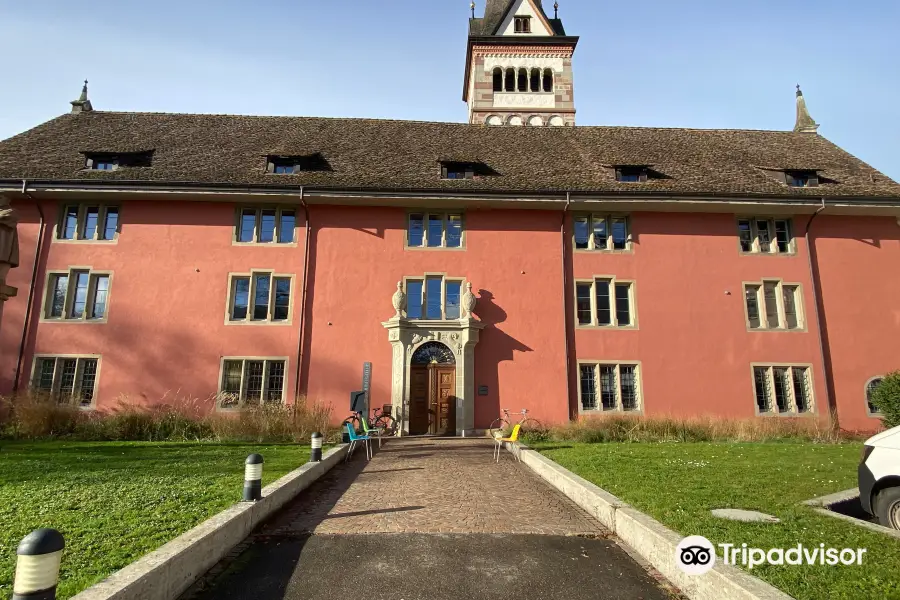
<box><xmin>362</xmin><ymin>362</ymin><xmax>372</xmax><ymax>414</ymax></box>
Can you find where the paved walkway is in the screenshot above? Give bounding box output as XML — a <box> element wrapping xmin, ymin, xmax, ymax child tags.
<box><xmin>266</xmin><ymin>437</ymin><xmax>603</xmax><ymax>536</ymax></box>
<box><xmin>181</xmin><ymin>438</ymin><xmax>676</xmax><ymax>600</ymax></box>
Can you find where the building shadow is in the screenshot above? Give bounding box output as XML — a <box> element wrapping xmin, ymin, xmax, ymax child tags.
<box><xmin>472</xmin><ymin>289</ymin><xmax>533</xmax><ymax>429</ymax></box>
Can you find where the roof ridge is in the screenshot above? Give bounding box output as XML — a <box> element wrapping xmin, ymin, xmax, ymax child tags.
<box><xmin>78</xmin><ymin>111</ymin><xmax>796</xmax><ymax>134</ymax></box>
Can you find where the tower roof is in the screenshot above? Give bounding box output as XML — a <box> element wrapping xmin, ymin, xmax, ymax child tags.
<box><xmin>469</xmin><ymin>0</ymin><xmax>566</xmax><ymax>36</ymax></box>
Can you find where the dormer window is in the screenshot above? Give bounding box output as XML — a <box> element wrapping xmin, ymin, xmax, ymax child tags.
<box><xmin>514</xmin><ymin>16</ymin><xmax>531</xmax><ymax>33</ymax></box>
<box><xmin>273</xmin><ymin>159</ymin><xmax>296</xmax><ymax>174</ymax></box>
<box><xmin>266</xmin><ymin>154</ymin><xmax>331</xmax><ymax>174</ymax></box>
<box><xmin>615</xmin><ymin>166</ymin><xmax>649</xmax><ymax>183</ymax></box>
<box><xmin>442</xmin><ymin>164</ymin><xmax>474</xmax><ymax>180</ymax></box>
<box><xmin>84</xmin><ymin>151</ymin><xmax>153</xmax><ymax>171</ymax></box>
<box><xmin>786</xmin><ymin>170</ymin><xmax>819</xmax><ymax>188</ymax></box>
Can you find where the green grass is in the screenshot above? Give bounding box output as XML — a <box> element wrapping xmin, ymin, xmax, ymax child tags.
<box><xmin>0</xmin><ymin>441</ymin><xmax>318</xmax><ymax>599</ymax></box>
<box><xmin>535</xmin><ymin>441</ymin><xmax>900</xmax><ymax>600</ymax></box>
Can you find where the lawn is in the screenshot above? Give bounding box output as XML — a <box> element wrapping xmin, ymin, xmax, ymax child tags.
<box><xmin>0</xmin><ymin>441</ymin><xmax>317</xmax><ymax>599</ymax></box>
<box><xmin>536</xmin><ymin>441</ymin><xmax>900</xmax><ymax>600</ymax></box>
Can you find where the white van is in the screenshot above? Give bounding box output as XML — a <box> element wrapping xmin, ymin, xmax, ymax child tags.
<box><xmin>859</xmin><ymin>424</ymin><xmax>900</xmax><ymax>530</ymax></box>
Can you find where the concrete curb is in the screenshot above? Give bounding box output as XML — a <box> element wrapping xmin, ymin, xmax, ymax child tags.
<box><xmin>508</xmin><ymin>442</ymin><xmax>794</xmax><ymax>600</ymax></box>
<box><xmin>71</xmin><ymin>444</ymin><xmax>348</xmax><ymax>600</ymax></box>
<box><xmin>804</xmin><ymin>487</ymin><xmax>900</xmax><ymax>540</ymax></box>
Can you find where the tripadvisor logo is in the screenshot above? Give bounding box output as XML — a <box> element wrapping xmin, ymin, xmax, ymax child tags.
<box><xmin>675</xmin><ymin>536</ymin><xmax>716</xmax><ymax>575</ymax></box>
<box><xmin>676</xmin><ymin>536</ymin><xmax>868</xmax><ymax>575</ymax></box>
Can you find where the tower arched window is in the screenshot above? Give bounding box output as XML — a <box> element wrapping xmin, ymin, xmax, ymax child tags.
<box><xmin>518</xmin><ymin>68</ymin><xmax>528</xmax><ymax>92</ymax></box>
<box><xmin>492</xmin><ymin>68</ymin><xmax>503</xmax><ymax>92</ymax></box>
<box><xmin>530</xmin><ymin>68</ymin><xmax>540</xmax><ymax>92</ymax></box>
<box><xmin>505</xmin><ymin>68</ymin><xmax>515</xmax><ymax>92</ymax></box>
<box><xmin>543</xmin><ymin>69</ymin><xmax>554</xmax><ymax>92</ymax></box>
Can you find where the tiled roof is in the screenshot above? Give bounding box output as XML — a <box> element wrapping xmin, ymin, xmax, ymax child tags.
<box><xmin>0</xmin><ymin>111</ymin><xmax>898</xmax><ymax>199</ymax></box>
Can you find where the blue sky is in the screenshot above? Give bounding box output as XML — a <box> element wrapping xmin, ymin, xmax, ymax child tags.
<box><xmin>1</xmin><ymin>0</ymin><xmax>897</xmax><ymax>179</ymax></box>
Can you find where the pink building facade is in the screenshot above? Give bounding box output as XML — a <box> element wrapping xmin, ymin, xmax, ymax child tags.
<box><xmin>1</xmin><ymin>0</ymin><xmax>899</xmax><ymax>434</ymax></box>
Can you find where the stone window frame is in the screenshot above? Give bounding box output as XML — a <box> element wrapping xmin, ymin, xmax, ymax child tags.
<box><xmin>573</xmin><ymin>213</ymin><xmax>633</xmax><ymax>252</ymax></box>
<box><xmin>514</xmin><ymin>15</ymin><xmax>532</xmax><ymax>33</ymax></box>
<box><xmin>577</xmin><ymin>360</ymin><xmax>644</xmax><ymax>415</ymax></box>
<box><xmin>405</xmin><ymin>210</ymin><xmax>465</xmax><ymax>251</ymax></box>
<box><xmin>224</xmin><ymin>270</ymin><xmax>295</xmax><ymax>326</ymax></box>
<box><xmin>30</xmin><ymin>353</ymin><xmax>102</xmax><ymax>409</ymax></box>
<box><xmin>736</xmin><ymin>216</ymin><xmax>796</xmax><ymax>255</ymax></box>
<box><xmin>233</xmin><ymin>206</ymin><xmax>298</xmax><ymax>246</ymax></box>
<box><xmin>574</xmin><ymin>276</ymin><xmax>638</xmax><ymax>329</ymax></box>
<box><xmin>751</xmin><ymin>363</ymin><xmax>816</xmax><ymax>416</ymax></box>
<box><xmin>216</xmin><ymin>356</ymin><xmax>289</xmax><ymax>411</ymax></box>
<box><xmin>742</xmin><ymin>278</ymin><xmax>806</xmax><ymax>332</ymax></box>
<box><xmin>865</xmin><ymin>376</ymin><xmax>885</xmax><ymax>417</ymax></box>
<box><xmin>53</xmin><ymin>203</ymin><xmax>120</xmax><ymax>244</ymax></box>
<box><xmin>40</xmin><ymin>266</ymin><xmax>113</xmax><ymax>324</ymax></box>
<box><xmin>402</xmin><ymin>273</ymin><xmax>467</xmax><ymax>321</ymax></box>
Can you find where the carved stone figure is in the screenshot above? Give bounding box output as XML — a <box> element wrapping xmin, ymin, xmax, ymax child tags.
<box><xmin>461</xmin><ymin>282</ymin><xmax>477</xmax><ymax>318</ymax></box>
<box><xmin>0</xmin><ymin>201</ymin><xmax>19</xmax><ymax>284</ymax></box>
<box><xmin>391</xmin><ymin>281</ymin><xmax>406</xmax><ymax>317</ymax></box>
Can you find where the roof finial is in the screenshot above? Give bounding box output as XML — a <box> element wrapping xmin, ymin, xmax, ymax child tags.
<box><xmin>554</xmin><ymin>1</ymin><xmax>559</xmax><ymax>18</ymax></box>
<box><xmin>70</xmin><ymin>79</ymin><xmax>93</xmax><ymax>114</ymax></box>
<box><xmin>471</xmin><ymin>1</ymin><xmax>475</xmax><ymax>18</ymax></box>
<box><xmin>793</xmin><ymin>84</ymin><xmax>819</xmax><ymax>134</ymax></box>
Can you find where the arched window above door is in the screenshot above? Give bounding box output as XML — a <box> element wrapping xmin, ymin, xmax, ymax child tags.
<box><xmin>411</xmin><ymin>342</ymin><xmax>456</xmax><ymax>365</ymax></box>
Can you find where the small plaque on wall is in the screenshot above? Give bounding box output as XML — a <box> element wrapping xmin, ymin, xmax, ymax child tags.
<box><xmin>478</xmin><ymin>385</ymin><xmax>489</xmax><ymax>396</ymax></box>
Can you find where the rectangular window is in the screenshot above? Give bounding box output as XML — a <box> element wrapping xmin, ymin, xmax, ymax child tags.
<box><xmin>783</xmin><ymin>285</ymin><xmax>799</xmax><ymax>329</ymax></box>
<box><xmin>514</xmin><ymin>16</ymin><xmax>531</xmax><ymax>33</ymax></box>
<box><xmin>744</xmin><ymin>280</ymin><xmax>803</xmax><ymax>331</ymax></box>
<box><xmin>738</xmin><ymin>219</ymin><xmax>753</xmax><ymax>252</ymax></box>
<box><xmin>81</xmin><ymin>207</ymin><xmax>99</xmax><ymax>240</ymax></box>
<box><xmin>737</xmin><ymin>217</ymin><xmax>794</xmax><ymax>254</ymax></box>
<box><xmin>101</xmin><ymin>208</ymin><xmax>119</xmax><ymax>240</ymax></box>
<box><xmin>576</xmin><ymin>278</ymin><xmax>635</xmax><ymax>327</ymax></box>
<box><xmin>69</xmin><ymin>271</ymin><xmax>90</xmax><ymax>319</ymax></box>
<box><xmin>425</xmin><ymin>277</ymin><xmax>443</xmax><ymax>319</ymax></box>
<box><xmin>32</xmin><ymin>356</ymin><xmax>99</xmax><ymax>407</ymax></box>
<box><xmin>576</xmin><ymin>283</ymin><xmax>592</xmax><ymax>325</ymax></box>
<box><xmin>57</xmin><ymin>205</ymin><xmax>119</xmax><ymax>241</ymax></box>
<box><xmin>574</xmin><ymin>214</ymin><xmax>631</xmax><ymax>251</ymax></box>
<box><xmin>595</xmin><ymin>280</ymin><xmax>611</xmax><ymax>326</ymax></box>
<box><xmin>258</xmin><ymin>210</ymin><xmax>277</xmax><ymax>243</ymax></box>
<box><xmin>44</xmin><ymin>269</ymin><xmax>112</xmax><ymax>322</ymax></box>
<box><xmin>228</xmin><ymin>272</ymin><xmax>292</xmax><ymax>323</ymax></box>
<box><xmin>753</xmin><ymin>365</ymin><xmax>813</xmax><ymax>415</ymax></box>
<box><xmin>745</xmin><ymin>285</ymin><xmax>761</xmax><ymax>329</ymax></box>
<box><xmin>763</xmin><ymin>282</ymin><xmax>779</xmax><ymax>328</ymax></box>
<box><xmin>614</xmin><ymin>283</ymin><xmax>631</xmax><ymax>326</ymax></box>
<box><xmin>579</xmin><ymin>363</ymin><xmax>642</xmax><ymax>413</ymax></box>
<box><xmin>234</xmin><ymin>207</ymin><xmax>296</xmax><ymax>244</ymax></box>
<box><xmin>445</xmin><ymin>281</ymin><xmax>462</xmax><ymax>319</ymax></box>
<box><xmin>218</xmin><ymin>358</ymin><xmax>287</xmax><ymax>408</ymax></box>
<box><xmin>579</xmin><ymin>365</ymin><xmax>597</xmax><ymax>410</ymax></box>
<box><xmin>407</xmin><ymin>280</ymin><xmax>424</xmax><ymax>319</ymax></box>
<box><xmin>427</xmin><ymin>215</ymin><xmax>444</xmax><ymax>248</ymax></box>
<box><xmin>407</xmin><ymin>212</ymin><xmax>464</xmax><ymax>249</ymax></box>
<box><xmin>599</xmin><ymin>366</ymin><xmax>617</xmax><ymax>410</ymax></box>
<box><xmin>753</xmin><ymin>367</ymin><xmax>771</xmax><ymax>412</ymax></box>
<box><xmin>404</xmin><ymin>276</ymin><xmax>466</xmax><ymax>320</ymax></box>
<box><xmin>756</xmin><ymin>220</ymin><xmax>771</xmax><ymax>253</ymax></box>
<box><xmin>574</xmin><ymin>216</ymin><xmax>590</xmax><ymax>249</ymax></box>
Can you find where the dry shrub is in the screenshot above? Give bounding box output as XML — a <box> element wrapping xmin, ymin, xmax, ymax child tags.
<box><xmin>1</xmin><ymin>391</ymin><xmax>84</xmax><ymax>438</ymax></box>
<box><xmin>206</xmin><ymin>396</ymin><xmax>335</xmax><ymax>443</ymax></box>
<box><xmin>546</xmin><ymin>413</ymin><xmax>847</xmax><ymax>444</ymax></box>
<box><xmin>0</xmin><ymin>391</ymin><xmax>335</xmax><ymax>443</ymax></box>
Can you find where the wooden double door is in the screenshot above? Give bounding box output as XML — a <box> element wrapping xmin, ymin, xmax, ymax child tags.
<box><xmin>409</xmin><ymin>364</ymin><xmax>456</xmax><ymax>435</ymax></box>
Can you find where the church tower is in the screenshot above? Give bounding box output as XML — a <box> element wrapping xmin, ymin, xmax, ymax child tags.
<box><xmin>464</xmin><ymin>0</ymin><xmax>578</xmax><ymax>126</ymax></box>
